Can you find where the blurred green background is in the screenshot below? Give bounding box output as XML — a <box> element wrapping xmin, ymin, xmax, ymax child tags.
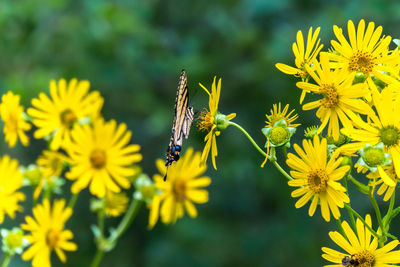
<box><xmin>1</xmin><ymin>0</ymin><xmax>400</xmax><ymax>266</ymax></box>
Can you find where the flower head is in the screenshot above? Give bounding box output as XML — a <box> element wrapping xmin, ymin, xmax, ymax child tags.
<box><xmin>27</xmin><ymin>78</ymin><xmax>104</xmax><ymax>150</ymax></box>
<box><xmin>66</xmin><ymin>118</ymin><xmax>142</xmax><ymax>198</ymax></box>
<box><xmin>328</xmin><ymin>19</ymin><xmax>399</xmax><ymax>86</ymax></box>
<box><xmin>1</xmin><ymin>228</ymin><xmax>29</xmax><ymax>255</ymax></box>
<box><xmin>286</xmin><ymin>135</ymin><xmax>350</xmax><ymax>222</ymax></box>
<box><xmin>0</xmin><ymin>91</ymin><xmax>31</xmax><ymax>147</ymax></box>
<box><xmin>276</xmin><ymin>27</ymin><xmax>323</xmax><ymax>103</ymax></box>
<box><xmin>197</xmin><ymin>77</ymin><xmax>236</xmax><ymax>170</ymax></box>
<box><xmin>265</xmin><ymin>103</ymin><xmax>300</xmax><ymax>128</ymax></box>
<box><xmin>104</xmin><ymin>192</ymin><xmax>129</xmax><ymax>217</ymax></box>
<box><xmin>322</xmin><ymin>214</ymin><xmax>400</xmax><ymax>266</ymax></box>
<box><xmin>148</xmin><ymin>148</ymin><xmax>211</xmax><ymax>229</ymax></box>
<box><xmin>296</xmin><ymin>53</ymin><xmax>371</xmax><ymax>140</ymax></box>
<box><xmin>0</xmin><ymin>155</ymin><xmax>25</xmax><ymax>223</ymax></box>
<box><xmin>22</xmin><ymin>199</ymin><xmax>77</xmax><ymax>267</ymax></box>
<box><xmin>341</xmin><ymin>88</ymin><xmax>400</xmax><ymax>180</ymax></box>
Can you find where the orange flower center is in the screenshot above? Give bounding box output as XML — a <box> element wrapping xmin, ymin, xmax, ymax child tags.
<box><xmin>307</xmin><ymin>169</ymin><xmax>328</xmax><ymax>193</ymax></box>
<box><xmin>173</xmin><ymin>179</ymin><xmax>186</xmax><ymax>202</ymax></box>
<box><xmin>60</xmin><ymin>109</ymin><xmax>77</xmax><ymax>129</ymax></box>
<box><xmin>46</xmin><ymin>229</ymin><xmax>60</xmax><ymax>248</ymax></box>
<box><xmin>90</xmin><ymin>150</ymin><xmax>106</xmax><ymax>169</ymax></box>
<box><xmin>320</xmin><ymin>84</ymin><xmax>339</xmax><ymax>108</ymax></box>
<box><xmin>349</xmin><ymin>51</ymin><xmax>375</xmax><ymax>75</ymax></box>
<box><xmin>197</xmin><ymin>109</ymin><xmax>214</xmax><ymax>131</ymax></box>
<box><xmin>345</xmin><ymin>250</ymin><xmax>375</xmax><ymax>267</ymax></box>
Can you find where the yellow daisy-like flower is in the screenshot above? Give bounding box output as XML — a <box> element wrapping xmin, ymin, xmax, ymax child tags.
<box><xmin>286</xmin><ymin>135</ymin><xmax>350</xmax><ymax>222</ymax></box>
<box><xmin>27</xmin><ymin>78</ymin><xmax>104</xmax><ymax>150</ymax></box>
<box><xmin>149</xmin><ymin>147</ymin><xmax>211</xmax><ymax>229</ymax></box>
<box><xmin>0</xmin><ymin>155</ymin><xmax>25</xmax><ymax>223</ymax></box>
<box><xmin>104</xmin><ymin>192</ymin><xmax>129</xmax><ymax>217</ymax></box>
<box><xmin>197</xmin><ymin>76</ymin><xmax>236</xmax><ymax>170</ymax></box>
<box><xmin>276</xmin><ymin>27</ymin><xmax>323</xmax><ymax>103</ymax></box>
<box><xmin>32</xmin><ymin>150</ymin><xmax>67</xmax><ymax>199</ymax></box>
<box><xmin>341</xmin><ymin>88</ymin><xmax>400</xmax><ymax>179</ymax></box>
<box><xmin>0</xmin><ymin>91</ymin><xmax>31</xmax><ymax>147</ymax></box>
<box><xmin>21</xmin><ymin>199</ymin><xmax>77</xmax><ymax>267</ymax></box>
<box><xmin>296</xmin><ymin>53</ymin><xmax>371</xmax><ymax>140</ymax></box>
<box><xmin>367</xmin><ymin>163</ymin><xmax>398</xmax><ymax>201</ymax></box>
<box><xmin>328</xmin><ymin>19</ymin><xmax>399</xmax><ymax>85</ymax></box>
<box><xmin>66</xmin><ymin>118</ymin><xmax>142</xmax><ymax>198</ymax></box>
<box><xmin>265</xmin><ymin>102</ymin><xmax>300</xmax><ymax>128</ymax></box>
<box><xmin>322</xmin><ymin>214</ymin><xmax>400</xmax><ymax>266</ymax></box>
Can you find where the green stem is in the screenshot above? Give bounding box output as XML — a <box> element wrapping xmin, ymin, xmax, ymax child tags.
<box><xmin>387</xmin><ymin>233</ymin><xmax>398</xmax><ymax>240</ymax></box>
<box><xmin>335</xmin><ymin>218</ymin><xmax>346</xmax><ymax>237</ymax></box>
<box><xmin>344</xmin><ymin>204</ymin><xmax>380</xmax><ymax>239</ymax></box>
<box><xmin>347</xmin><ymin>174</ymin><xmax>369</xmax><ymax>194</ymax></box>
<box><xmin>90</xmin><ymin>249</ymin><xmax>104</xmax><ymax>267</ymax></box>
<box><xmin>368</xmin><ymin>191</ymin><xmax>385</xmax><ymax>234</ymax></box>
<box><xmin>388</xmin><ymin>206</ymin><xmax>400</xmax><ymax>225</ymax></box>
<box><xmin>0</xmin><ymin>253</ymin><xmax>12</xmax><ymax>267</ymax></box>
<box><xmin>271</xmin><ymin>160</ymin><xmax>293</xmax><ymax>181</ymax></box>
<box><xmin>384</xmin><ymin>191</ymin><xmax>395</xmax><ymax>227</ymax></box>
<box><xmin>111</xmin><ymin>199</ymin><xmax>143</xmax><ymax>242</ymax></box>
<box><xmin>343</xmin><ymin>175</ymin><xmax>356</xmax><ymax>232</ymax></box>
<box><xmin>98</xmin><ymin>209</ymin><xmax>105</xmax><ymax>235</ymax></box>
<box><xmin>228</xmin><ymin>121</ymin><xmax>267</xmax><ymax>157</ymax></box>
<box><xmin>68</xmin><ymin>193</ymin><xmax>79</xmax><ymax>209</ymax></box>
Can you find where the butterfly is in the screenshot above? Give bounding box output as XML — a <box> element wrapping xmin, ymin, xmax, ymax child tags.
<box><xmin>164</xmin><ymin>69</ymin><xmax>194</xmax><ymax>180</ymax></box>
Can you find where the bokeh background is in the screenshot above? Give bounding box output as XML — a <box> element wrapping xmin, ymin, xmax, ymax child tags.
<box><xmin>1</xmin><ymin>0</ymin><xmax>400</xmax><ymax>266</ymax></box>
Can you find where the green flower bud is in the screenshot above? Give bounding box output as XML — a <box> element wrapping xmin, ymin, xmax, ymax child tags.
<box><xmin>134</xmin><ymin>174</ymin><xmax>156</xmax><ymax>204</ymax></box>
<box><xmin>353</xmin><ymin>71</ymin><xmax>367</xmax><ymax>84</ymax></box>
<box><xmin>262</xmin><ymin>119</ymin><xmax>296</xmax><ymax>148</ymax></box>
<box><xmin>214</xmin><ymin>113</ymin><xmax>230</xmax><ymax>131</ymax></box>
<box><xmin>304</xmin><ymin>126</ymin><xmax>319</xmax><ymax>140</ymax></box>
<box><xmin>1</xmin><ymin>228</ymin><xmax>29</xmax><ymax>255</ymax></box>
<box><xmin>21</xmin><ymin>164</ymin><xmax>43</xmax><ymax>186</ymax></box>
<box><xmin>357</xmin><ymin>143</ymin><xmax>391</xmax><ymax>172</ymax></box>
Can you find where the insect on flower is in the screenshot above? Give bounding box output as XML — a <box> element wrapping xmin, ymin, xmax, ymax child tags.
<box><xmin>165</xmin><ymin>69</ymin><xmax>194</xmax><ymax>180</ymax></box>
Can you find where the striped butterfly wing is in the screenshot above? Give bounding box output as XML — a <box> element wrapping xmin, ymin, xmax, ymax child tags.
<box><xmin>165</xmin><ymin>70</ymin><xmax>191</xmax><ymax>180</ymax></box>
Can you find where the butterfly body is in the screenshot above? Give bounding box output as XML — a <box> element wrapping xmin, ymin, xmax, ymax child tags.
<box><xmin>164</xmin><ymin>70</ymin><xmax>194</xmax><ymax>180</ymax></box>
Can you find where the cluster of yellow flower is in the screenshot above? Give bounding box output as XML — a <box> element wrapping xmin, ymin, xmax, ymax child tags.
<box><xmin>276</xmin><ymin>20</ymin><xmax>400</xmax><ymax>265</ymax></box>
<box><xmin>0</xmin><ymin>78</ymin><xmax>212</xmax><ymax>267</ymax></box>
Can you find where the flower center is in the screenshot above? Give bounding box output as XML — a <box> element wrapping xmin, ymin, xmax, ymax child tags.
<box><xmin>173</xmin><ymin>179</ymin><xmax>186</xmax><ymax>202</ymax></box>
<box><xmin>60</xmin><ymin>109</ymin><xmax>77</xmax><ymax>129</ymax></box>
<box><xmin>197</xmin><ymin>109</ymin><xmax>214</xmax><ymax>131</ymax></box>
<box><xmin>349</xmin><ymin>51</ymin><xmax>375</xmax><ymax>75</ymax></box>
<box><xmin>364</xmin><ymin>148</ymin><xmax>384</xmax><ymax>167</ymax></box>
<box><xmin>380</xmin><ymin>126</ymin><xmax>400</xmax><ymax>147</ymax></box>
<box><xmin>46</xmin><ymin>229</ymin><xmax>60</xmax><ymax>248</ymax></box>
<box><xmin>307</xmin><ymin>169</ymin><xmax>329</xmax><ymax>193</ymax></box>
<box><xmin>319</xmin><ymin>84</ymin><xmax>339</xmax><ymax>108</ymax></box>
<box><xmin>90</xmin><ymin>150</ymin><xmax>107</xmax><ymax>169</ymax></box>
<box><xmin>350</xmin><ymin>250</ymin><xmax>375</xmax><ymax>267</ymax></box>
<box><xmin>270</xmin><ymin>126</ymin><xmax>288</xmax><ymax>145</ymax></box>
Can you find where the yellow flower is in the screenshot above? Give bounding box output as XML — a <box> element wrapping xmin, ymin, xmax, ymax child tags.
<box><xmin>149</xmin><ymin>147</ymin><xmax>211</xmax><ymax>229</ymax></box>
<box><xmin>341</xmin><ymin>88</ymin><xmax>400</xmax><ymax>180</ymax></box>
<box><xmin>0</xmin><ymin>91</ymin><xmax>31</xmax><ymax>147</ymax></box>
<box><xmin>276</xmin><ymin>27</ymin><xmax>323</xmax><ymax>103</ymax></box>
<box><xmin>66</xmin><ymin>118</ymin><xmax>142</xmax><ymax>198</ymax></box>
<box><xmin>286</xmin><ymin>135</ymin><xmax>350</xmax><ymax>222</ymax></box>
<box><xmin>328</xmin><ymin>19</ymin><xmax>399</xmax><ymax>86</ymax></box>
<box><xmin>27</xmin><ymin>78</ymin><xmax>104</xmax><ymax>150</ymax></box>
<box><xmin>104</xmin><ymin>192</ymin><xmax>129</xmax><ymax>217</ymax></box>
<box><xmin>0</xmin><ymin>155</ymin><xmax>25</xmax><ymax>223</ymax></box>
<box><xmin>367</xmin><ymin>163</ymin><xmax>398</xmax><ymax>201</ymax></box>
<box><xmin>322</xmin><ymin>215</ymin><xmax>400</xmax><ymax>266</ymax></box>
<box><xmin>21</xmin><ymin>199</ymin><xmax>77</xmax><ymax>267</ymax></box>
<box><xmin>197</xmin><ymin>77</ymin><xmax>236</xmax><ymax>170</ymax></box>
<box><xmin>265</xmin><ymin>102</ymin><xmax>300</xmax><ymax>128</ymax></box>
<box><xmin>32</xmin><ymin>150</ymin><xmax>67</xmax><ymax>199</ymax></box>
<box><xmin>296</xmin><ymin>53</ymin><xmax>371</xmax><ymax>140</ymax></box>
